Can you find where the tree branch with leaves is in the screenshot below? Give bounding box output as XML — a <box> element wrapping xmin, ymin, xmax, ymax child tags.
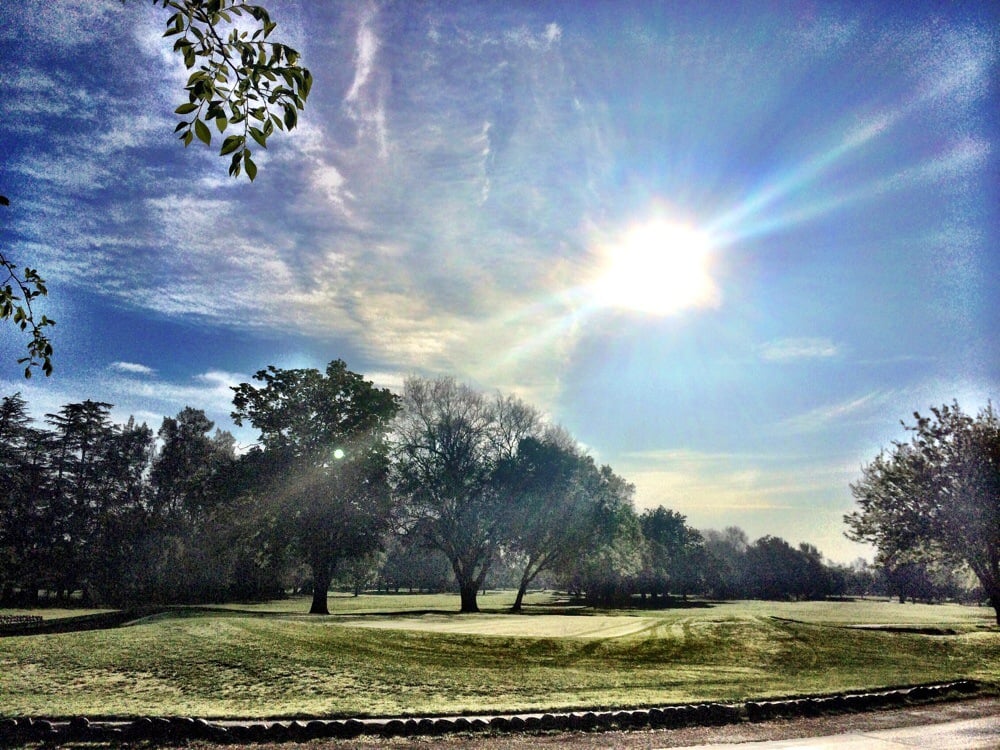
<box><xmin>156</xmin><ymin>0</ymin><xmax>313</xmax><ymax>180</ymax></box>
<box><xmin>0</xmin><ymin>197</ymin><xmax>54</xmax><ymax>378</ymax></box>
<box><xmin>0</xmin><ymin>2</ymin><xmax>311</xmax><ymax>377</ymax></box>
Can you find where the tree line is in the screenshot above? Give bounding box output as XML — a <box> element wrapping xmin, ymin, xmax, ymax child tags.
<box><xmin>0</xmin><ymin>360</ymin><xmax>988</xmax><ymax>615</ymax></box>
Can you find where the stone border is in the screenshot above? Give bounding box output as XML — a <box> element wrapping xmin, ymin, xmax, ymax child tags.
<box><xmin>0</xmin><ymin>615</ymin><xmax>43</xmax><ymax>627</ymax></box>
<box><xmin>0</xmin><ymin>680</ymin><xmax>986</xmax><ymax>745</ymax></box>
<box><xmin>0</xmin><ymin>609</ymin><xmax>150</xmax><ymax>637</ymax></box>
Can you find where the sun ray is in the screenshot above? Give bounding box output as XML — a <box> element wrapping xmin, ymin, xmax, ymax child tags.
<box><xmin>707</xmin><ymin>50</ymin><xmax>986</xmax><ymax>245</ymax></box>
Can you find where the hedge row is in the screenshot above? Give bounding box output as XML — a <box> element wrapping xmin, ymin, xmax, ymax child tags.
<box><xmin>0</xmin><ymin>680</ymin><xmax>983</xmax><ymax>745</ymax></box>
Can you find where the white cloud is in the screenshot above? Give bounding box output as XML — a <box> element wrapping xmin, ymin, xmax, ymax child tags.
<box><xmin>95</xmin><ymin>114</ymin><xmax>165</xmax><ymax>155</ymax></box>
<box><xmin>194</xmin><ymin>370</ymin><xmax>247</xmax><ymax>390</ymax></box>
<box><xmin>505</xmin><ymin>22</ymin><xmax>563</xmax><ymax>50</ymax></box>
<box><xmin>110</xmin><ymin>361</ymin><xmax>156</xmax><ymax>376</ymax></box>
<box><xmin>100</xmin><ymin>369</ymin><xmax>253</xmax><ymax>444</ymax></box>
<box><xmin>2</xmin><ymin>0</ymin><xmax>126</xmax><ymax>47</ymax></box>
<box><xmin>759</xmin><ymin>337</ymin><xmax>839</xmax><ymax>362</ymax></box>
<box><xmin>363</xmin><ymin>370</ymin><xmax>407</xmax><ymax>392</ymax></box>
<box><xmin>345</xmin><ymin>14</ymin><xmax>378</xmax><ymax>105</ymax></box>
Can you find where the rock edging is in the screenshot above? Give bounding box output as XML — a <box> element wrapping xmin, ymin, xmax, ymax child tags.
<box><xmin>0</xmin><ymin>679</ymin><xmax>985</xmax><ymax>745</ymax></box>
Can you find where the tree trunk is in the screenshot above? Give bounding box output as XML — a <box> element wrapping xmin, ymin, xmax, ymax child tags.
<box><xmin>989</xmin><ymin>585</ymin><xmax>1000</xmax><ymax>627</ymax></box>
<box><xmin>459</xmin><ymin>580</ymin><xmax>479</xmax><ymax>613</ymax></box>
<box><xmin>309</xmin><ymin>559</ymin><xmax>333</xmax><ymax>615</ymax></box>
<box><xmin>511</xmin><ymin>587</ymin><xmax>525</xmax><ymax>612</ymax></box>
<box><xmin>512</xmin><ymin>565</ymin><xmax>535</xmax><ymax>613</ymax></box>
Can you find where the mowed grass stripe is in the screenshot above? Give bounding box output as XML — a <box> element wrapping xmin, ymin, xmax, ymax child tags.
<box><xmin>1</xmin><ymin>599</ymin><xmax>998</xmax><ymax>719</ymax></box>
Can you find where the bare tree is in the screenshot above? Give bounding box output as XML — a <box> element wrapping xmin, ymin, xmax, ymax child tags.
<box><xmin>393</xmin><ymin>377</ymin><xmax>541</xmax><ymax>612</ymax></box>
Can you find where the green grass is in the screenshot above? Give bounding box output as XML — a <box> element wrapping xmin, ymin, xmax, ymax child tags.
<box><xmin>0</xmin><ymin>607</ymin><xmax>116</xmax><ymax>620</ymax></box>
<box><xmin>0</xmin><ymin>595</ymin><xmax>996</xmax><ymax>719</ymax></box>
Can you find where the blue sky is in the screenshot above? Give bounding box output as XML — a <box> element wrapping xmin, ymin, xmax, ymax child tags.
<box><xmin>2</xmin><ymin>0</ymin><xmax>997</xmax><ymax>562</ymax></box>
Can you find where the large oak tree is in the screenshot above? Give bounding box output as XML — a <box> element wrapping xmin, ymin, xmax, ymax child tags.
<box><xmin>231</xmin><ymin>360</ymin><xmax>399</xmax><ymax>614</ymax></box>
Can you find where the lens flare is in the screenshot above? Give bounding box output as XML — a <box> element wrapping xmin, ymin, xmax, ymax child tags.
<box><xmin>592</xmin><ymin>220</ymin><xmax>720</xmax><ymax>316</ymax></box>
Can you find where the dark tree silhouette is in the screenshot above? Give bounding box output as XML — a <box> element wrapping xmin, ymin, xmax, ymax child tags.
<box><xmin>499</xmin><ymin>434</ymin><xmax>610</xmax><ymax>612</ymax></box>
<box><xmin>231</xmin><ymin>360</ymin><xmax>399</xmax><ymax>615</ymax></box>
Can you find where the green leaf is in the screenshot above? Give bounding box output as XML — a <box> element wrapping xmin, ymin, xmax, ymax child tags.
<box><xmin>219</xmin><ymin>135</ymin><xmax>243</xmax><ymax>156</ymax></box>
<box><xmin>194</xmin><ymin>118</ymin><xmax>212</xmax><ymax>146</ymax></box>
<box><xmin>249</xmin><ymin>127</ymin><xmax>267</xmax><ymax>148</ymax></box>
<box><xmin>244</xmin><ymin>151</ymin><xmax>258</xmax><ymax>181</ymax></box>
<box><xmin>228</xmin><ymin>151</ymin><xmax>242</xmax><ymax>177</ymax></box>
<box><xmin>174</xmin><ymin>102</ymin><xmax>199</xmax><ymax>115</ymax></box>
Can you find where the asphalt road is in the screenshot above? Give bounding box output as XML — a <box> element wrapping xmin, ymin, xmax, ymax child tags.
<box><xmin>677</xmin><ymin>714</ymin><xmax>1000</xmax><ymax>749</ymax></box>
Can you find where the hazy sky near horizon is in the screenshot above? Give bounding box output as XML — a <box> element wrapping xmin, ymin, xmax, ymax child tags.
<box><xmin>2</xmin><ymin>0</ymin><xmax>997</xmax><ymax>562</ymax></box>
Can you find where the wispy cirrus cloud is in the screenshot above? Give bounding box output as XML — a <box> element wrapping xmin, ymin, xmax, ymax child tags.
<box><xmin>344</xmin><ymin>2</ymin><xmax>389</xmax><ymax>159</ymax></box>
<box><xmin>777</xmin><ymin>378</ymin><xmax>997</xmax><ymax>438</ymax></box>
<box><xmin>0</xmin><ymin>0</ymin><xmax>127</xmax><ymax>48</ymax></box>
<box><xmin>759</xmin><ymin>337</ymin><xmax>839</xmax><ymax>362</ymax></box>
<box><xmin>779</xmin><ymin>391</ymin><xmax>895</xmax><ymax>434</ymax></box>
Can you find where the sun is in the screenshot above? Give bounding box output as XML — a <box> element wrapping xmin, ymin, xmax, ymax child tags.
<box><xmin>592</xmin><ymin>219</ymin><xmax>720</xmax><ymax>316</ymax></box>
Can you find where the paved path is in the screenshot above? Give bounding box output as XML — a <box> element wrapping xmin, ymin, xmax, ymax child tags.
<box><xmin>676</xmin><ymin>714</ymin><xmax>1000</xmax><ymax>749</ymax></box>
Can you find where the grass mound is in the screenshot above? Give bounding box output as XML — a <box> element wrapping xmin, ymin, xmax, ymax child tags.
<box><xmin>1</xmin><ymin>595</ymin><xmax>996</xmax><ymax>719</ymax></box>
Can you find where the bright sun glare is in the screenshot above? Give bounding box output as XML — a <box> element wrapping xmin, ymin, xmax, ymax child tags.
<box><xmin>593</xmin><ymin>220</ymin><xmax>720</xmax><ymax>317</ymax></box>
